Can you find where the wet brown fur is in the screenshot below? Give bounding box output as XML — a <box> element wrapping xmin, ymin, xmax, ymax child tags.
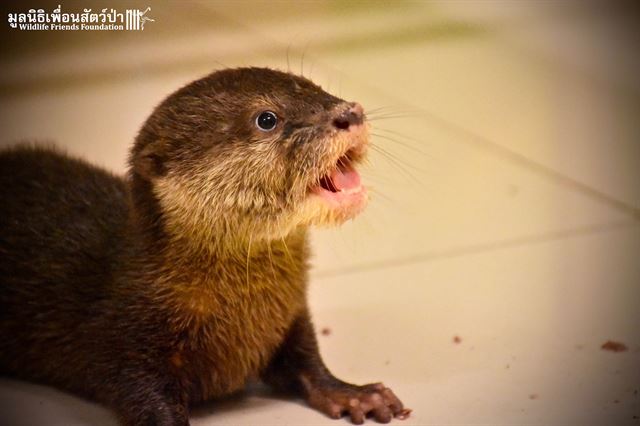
<box><xmin>0</xmin><ymin>67</ymin><xmax>405</xmax><ymax>425</ymax></box>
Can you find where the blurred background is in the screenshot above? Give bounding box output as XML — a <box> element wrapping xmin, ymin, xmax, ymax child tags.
<box><xmin>1</xmin><ymin>1</ymin><xmax>639</xmax><ymax>425</ymax></box>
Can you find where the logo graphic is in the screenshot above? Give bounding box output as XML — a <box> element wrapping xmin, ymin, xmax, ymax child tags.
<box><xmin>8</xmin><ymin>5</ymin><xmax>155</xmax><ymax>31</ymax></box>
<box><xmin>126</xmin><ymin>7</ymin><xmax>154</xmax><ymax>31</ymax></box>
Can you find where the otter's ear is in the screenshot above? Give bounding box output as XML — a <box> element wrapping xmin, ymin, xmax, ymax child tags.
<box><xmin>132</xmin><ymin>140</ymin><xmax>167</xmax><ymax>180</ymax></box>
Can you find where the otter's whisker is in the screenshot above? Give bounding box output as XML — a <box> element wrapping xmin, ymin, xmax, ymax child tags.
<box><xmin>366</xmin><ymin>114</ymin><xmax>418</xmax><ymax>121</ymax></box>
<box><xmin>367</xmin><ymin>105</ymin><xmax>420</xmax><ymax>114</ymax></box>
<box><xmin>369</xmin><ymin>144</ymin><xmax>424</xmax><ymax>187</ymax></box>
<box><xmin>366</xmin><ymin>107</ymin><xmax>420</xmax><ymax>121</ymax></box>
<box><xmin>280</xmin><ymin>236</ymin><xmax>295</xmax><ymax>267</ymax></box>
<box><xmin>370</xmin><ymin>132</ymin><xmax>432</xmax><ymax>158</ymax></box>
<box><xmin>367</xmin><ymin>105</ymin><xmax>398</xmax><ymax>114</ymax></box>
<box><xmin>374</xmin><ymin>126</ymin><xmax>423</xmax><ymax>143</ymax></box>
<box><xmin>293</xmin><ymin>138</ymin><xmax>313</xmax><ymax>190</ymax></box>
<box><xmin>308</xmin><ymin>60</ymin><xmax>315</xmax><ymax>80</ymax></box>
<box><xmin>300</xmin><ymin>42</ymin><xmax>310</xmax><ymax>77</ymax></box>
<box><xmin>267</xmin><ymin>243</ymin><xmax>278</xmax><ymax>283</ymax></box>
<box><xmin>370</xmin><ymin>142</ymin><xmax>429</xmax><ymax>175</ymax></box>
<box><xmin>246</xmin><ymin>233</ymin><xmax>253</xmax><ymax>287</ymax></box>
<box><xmin>368</xmin><ymin>187</ymin><xmax>396</xmax><ymax>204</ymax></box>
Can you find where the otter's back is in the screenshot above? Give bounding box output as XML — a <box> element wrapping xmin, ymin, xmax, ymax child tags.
<box><xmin>0</xmin><ymin>146</ymin><xmax>129</xmax><ymax>371</ymax></box>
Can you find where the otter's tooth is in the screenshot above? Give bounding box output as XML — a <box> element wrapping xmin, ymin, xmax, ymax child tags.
<box><xmin>341</xmin><ymin>185</ymin><xmax>363</xmax><ymax>195</ymax></box>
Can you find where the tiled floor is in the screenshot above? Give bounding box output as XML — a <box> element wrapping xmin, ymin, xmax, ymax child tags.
<box><xmin>1</xmin><ymin>2</ymin><xmax>639</xmax><ymax>425</ymax></box>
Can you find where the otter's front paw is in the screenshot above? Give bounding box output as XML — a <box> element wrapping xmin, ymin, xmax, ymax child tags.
<box><xmin>301</xmin><ymin>378</ymin><xmax>410</xmax><ymax>424</ymax></box>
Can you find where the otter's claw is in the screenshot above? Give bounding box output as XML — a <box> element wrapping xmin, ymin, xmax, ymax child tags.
<box><xmin>302</xmin><ymin>379</ymin><xmax>410</xmax><ymax>424</ymax></box>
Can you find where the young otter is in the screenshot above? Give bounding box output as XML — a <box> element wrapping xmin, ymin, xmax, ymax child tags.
<box><xmin>0</xmin><ymin>67</ymin><xmax>408</xmax><ymax>425</ymax></box>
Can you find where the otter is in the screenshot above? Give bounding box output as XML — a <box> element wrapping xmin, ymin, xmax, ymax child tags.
<box><xmin>0</xmin><ymin>67</ymin><xmax>409</xmax><ymax>425</ymax></box>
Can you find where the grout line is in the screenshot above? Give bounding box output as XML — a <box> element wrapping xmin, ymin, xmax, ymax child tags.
<box><xmin>312</xmin><ymin>221</ymin><xmax>639</xmax><ymax>279</ymax></box>
<box><xmin>414</xmin><ymin>106</ymin><xmax>640</xmax><ymax>221</ymax></box>
<box><xmin>340</xmin><ymin>73</ymin><xmax>640</xmax><ymax>223</ymax></box>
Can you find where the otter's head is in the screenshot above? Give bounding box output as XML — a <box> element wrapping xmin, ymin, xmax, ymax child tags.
<box><xmin>130</xmin><ymin>67</ymin><xmax>369</xmax><ymax>247</ymax></box>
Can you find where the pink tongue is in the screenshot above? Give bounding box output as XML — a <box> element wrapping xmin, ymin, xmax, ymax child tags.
<box><xmin>330</xmin><ymin>164</ymin><xmax>361</xmax><ymax>191</ymax></box>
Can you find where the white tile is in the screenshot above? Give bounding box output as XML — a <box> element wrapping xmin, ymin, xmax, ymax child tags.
<box><xmin>306</xmin><ymin>225</ymin><xmax>640</xmax><ymax>425</ymax></box>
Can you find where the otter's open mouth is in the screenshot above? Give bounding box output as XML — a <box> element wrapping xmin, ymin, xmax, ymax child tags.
<box><xmin>310</xmin><ymin>151</ymin><xmax>366</xmax><ymax>207</ymax></box>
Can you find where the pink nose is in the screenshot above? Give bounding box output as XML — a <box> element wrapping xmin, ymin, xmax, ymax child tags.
<box><xmin>332</xmin><ymin>102</ymin><xmax>364</xmax><ymax>130</ymax></box>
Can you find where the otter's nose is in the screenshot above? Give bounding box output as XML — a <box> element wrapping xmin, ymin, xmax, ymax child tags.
<box><xmin>332</xmin><ymin>102</ymin><xmax>364</xmax><ymax>130</ymax></box>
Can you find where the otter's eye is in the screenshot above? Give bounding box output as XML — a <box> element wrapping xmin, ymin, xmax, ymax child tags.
<box><xmin>256</xmin><ymin>111</ymin><xmax>278</xmax><ymax>131</ymax></box>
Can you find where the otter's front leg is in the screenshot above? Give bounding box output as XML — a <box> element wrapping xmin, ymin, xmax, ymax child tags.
<box><xmin>263</xmin><ymin>312</ymin><xmax>410</xmax><ymax>424</ymax></box>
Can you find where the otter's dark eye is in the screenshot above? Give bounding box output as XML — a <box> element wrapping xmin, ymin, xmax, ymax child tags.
<box><xmin>256</xmin><ymin>111</ymin><xmax>278</xmax><ymax>131</ymax></box>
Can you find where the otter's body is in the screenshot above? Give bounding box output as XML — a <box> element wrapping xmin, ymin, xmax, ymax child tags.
<box><xmin>0</xmin><ymin>68</ymin><xmax>407</xmax><ymax>425</ymax></box>
<box><xmin>0</xmin><ymin>147</ymin><xmax>307</xmax><ymax>402</ymax></box>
